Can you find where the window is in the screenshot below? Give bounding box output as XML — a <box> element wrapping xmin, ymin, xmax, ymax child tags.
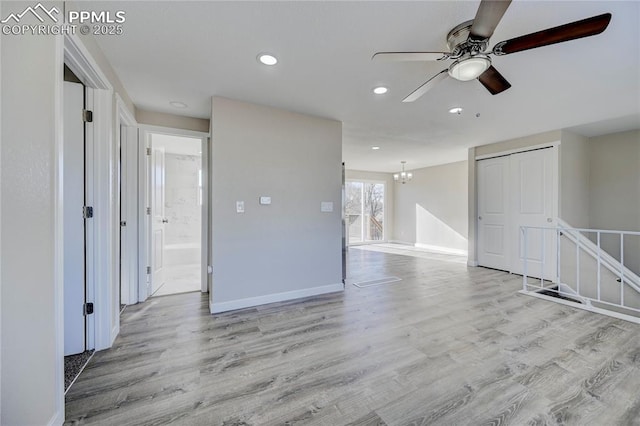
<box><xmin>346</xmin><ymin>181</ymin><xmax>384</xmax><ymax>244</ymax></box>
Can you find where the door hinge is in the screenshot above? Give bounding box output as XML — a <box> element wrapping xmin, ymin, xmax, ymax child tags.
<box><xmin>83</xmin><ymin>303</ymin><xmax>94</xmax><ymax>316</ymax></box>
<box><xmin>146</xmin><ymin>147</ymin><xmax>151</xmax><ymax>156</ymax></box>
<box><xmin>146</xmin><ymin>266</ymin><xmax>151</xmax><ymax>275</ymax></box>
<box><xmin>83</xmin><ymin>109</ymin><xmax>93</xmax><ymax>123</ymax></box>
<box><xmin>83</xmin><ymin>206</ymin><xmax>94</xmax><ymax>219</ymax></box>
<box><xmin>146</xmin><ymin>207</ymin><xmax>151</xmax><ymax>215</ymax></box>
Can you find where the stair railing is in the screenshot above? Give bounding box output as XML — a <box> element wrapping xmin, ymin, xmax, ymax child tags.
<box><xmin>521</xmin><ymin>224</ymin><xmax>640</xmax><ymax>323</ymax></box>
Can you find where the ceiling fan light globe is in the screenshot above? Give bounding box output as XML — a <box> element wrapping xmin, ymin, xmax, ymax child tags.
<box><xmin>448</xmin><ymin>56</ymin><xmax>491</xmax><ymax>81</ymax></box>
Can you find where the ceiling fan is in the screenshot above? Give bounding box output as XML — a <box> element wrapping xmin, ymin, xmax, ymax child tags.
<box><xmin>373</xmin><ymin>0</ymin><xmax>611</xmax><ymax>102</ymax></box>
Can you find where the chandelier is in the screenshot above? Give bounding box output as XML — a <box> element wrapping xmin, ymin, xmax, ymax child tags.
<box><xmin>393</xmin><ymin>161</ymin><xmax>413</xmax><ymax>184</ymax></box>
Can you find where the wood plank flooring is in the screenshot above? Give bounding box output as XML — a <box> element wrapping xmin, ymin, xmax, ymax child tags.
<box><xmin>64</xmin><ymin>246</ymin><xmax>640</xmax><ymax>425</ymax></box>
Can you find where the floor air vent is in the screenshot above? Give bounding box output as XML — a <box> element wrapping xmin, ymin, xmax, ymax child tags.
<box><xmin>535</xmin><ymin>286</ymin><xmax>583</xmax><ymax>304</ymax></box>
<box><xmin>353</xmin><ymin>276</ymin><xmax>402</xmax><ymax>288</ymax></box>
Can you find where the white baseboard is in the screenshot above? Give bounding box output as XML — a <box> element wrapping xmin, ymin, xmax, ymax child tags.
<box><xmin>467</xmin><ymin>261</ymin><xmax>478</xmax><ymax>267</ymax></box>
<box><xmin>110</xmin><ymin>323</ymin><xmax>120</xmax><ymax>347</ymax></box>
<box><xmin>414</xmin><ymin>243</ymin><xmax>468</xmax><ymax>256</ymax></box>
<box><xmin>47</xmin><ymin>409</ymin><xmax>64</xmax><ymax>426</ymax></box>
<box><xmin>388</xmin><ymin>240</ymin><xmax>412</xmax><ymax>246</ymax></box>
<box><xmin>210</xmin><ymin>283</ymin><xmax>344</xmax><ymax>314</ymax></box>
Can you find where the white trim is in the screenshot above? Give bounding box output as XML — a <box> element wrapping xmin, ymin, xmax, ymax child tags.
<box><xmin>63</xmin><ymin>33</ymin><xmax>111</xmax><ymax>90</ymax></box>
<box><xmin>46</xmin><ymin>411</ymin><xmax>64</xmax><ymax>426</ymax></box>
<box><xmin>138</xmin><ymin>124</ymin><xmax>209</xmax><ymax>138</ymax></box>
<box><xmin>474</xmin><ymin>141</ymin><xmax>560</xmax><ymax>161</ymax></box>
<box><xmin>388</xmin><ymin>240</ymin><xmax>413</xmax><ymax>246</ymax></box>
<box><xmin>210</xmin><ymin>283</ymin><xmax>344</xmax><ymax>313</ymax></box>
<box><xmin>116</xmin><ymin>94</ymin><xmax>136</xmax><ymax>126</ymax></box>
<box><xmin>374</xmin><ymin>240</ymin><xmax>468</xmax><ymax>256</ymax></box>
<box><xmin>414</xmin><ymin>243</ymin><xmax>468</xmax><ymax>256</ymax></box>
<box><xmin>89</xmin><ymin>89</ymin><xmax>116</xmax><ymax>350</ymax></box>
<box><xmin>519</xmin><ymin>290</ymin><xmax>640</xmax><ymax>325</ymax></box>
<box><xmin>201</xmin><ymin>137</ymin><xmax>210</xmax><ymax>293</ymax></box>
<box><xmin>84</xmin><ymin>88</ymin><xmax>96</xmax><ymax>351</ymax></box>
<box><xmin>138</xmin><ymin>127</ymin><xmax>209</xmax><ymax>301</ymax></box>
<box><xmin>116</xmin><ymin>95</ymin><xmax>138</xmax><ymax>306</ymax></box>
<box><xmin>348</xmin><ymin>240</ymin><xmax>388</xmax><ymax>247</ymax></box>
<box><xmin>138</xmin><ymin>132</ymin><xmax>150</xmax><ymax>302</ymax></box>
<box><xmin>52</xmin><ymin>32</ymin><xmax>65</xmax><ymax>426</ymax></box>
<box><xmin>467</xmin><ymin>261</ymin><xmax>479</xmax><ymax>267</ymax></box>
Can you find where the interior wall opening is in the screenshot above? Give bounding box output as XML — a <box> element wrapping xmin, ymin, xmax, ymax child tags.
<box><xmin>149</xmin><ymin>133</ymin><xmax>203</xmax><ymax>297</ymax></box>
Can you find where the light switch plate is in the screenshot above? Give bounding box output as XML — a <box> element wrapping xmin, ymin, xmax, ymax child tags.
<box><xmin>260</xmin><ymin>196</ymin><xmax>271</xmax><ymax>205</ymax></box>
<box><xmin>321</xmin><ymin>201</ymin><xmax>333</xmax><ymax>212</ymax></box>
<box><xmin>236</xmin><ymin>201</ymin><xmax>245</xmax><ymax>213</ymax></box>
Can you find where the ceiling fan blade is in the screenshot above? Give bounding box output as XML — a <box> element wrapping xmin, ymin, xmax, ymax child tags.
<box><xmin>470</xmin><ymin>0</ymin><xmax>512</xmax><ymax>40</ymax></box>
<box><xmin>478</xmin><ymin>66</ymin><xmax>511</xmax><ymax>95</ymax></box>
<box><xmin>403</xmin><ymin>69</ymin><xmax>449</xmax><ymax>102</ymax></box>
<box><xmin>493</xmin><ymin>13</ymin><xmax>612</xmax><ymax>55</ymax></box>
<box><xmin>372</xmin><ymin>52</ymin><xmax>449</xmax><ymax>62</ymax></box>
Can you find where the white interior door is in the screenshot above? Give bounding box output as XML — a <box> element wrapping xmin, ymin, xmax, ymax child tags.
<box><xmin>510</xmin><ymin>148</ymin><xmax>557</xmax><ymax>279</ymax></box>
<box><xmin>477</xmin><ymin>156</ymin><xmax>510</xmax><ymax>271</ymax></box>
<box><xmin>151</xmin><ymin>145</ymin><xmax>166</xmax><ymax>294</ymax></box>
<box><xmin>63</xmin><ymin>81</ymin><xmax>86</xmax><ymax>356</ymax></box>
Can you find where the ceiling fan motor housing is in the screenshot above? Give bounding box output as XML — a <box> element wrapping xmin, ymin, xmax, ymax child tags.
<box><xmin>447</xmin><ymin>20</ymin><xmax>489</xmax><ymax>57</ymax></box>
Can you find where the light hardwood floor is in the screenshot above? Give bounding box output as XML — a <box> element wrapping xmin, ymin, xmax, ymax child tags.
<box><xmin>65</xmin><ymin>247</ymin><xmax>640</xmax><ymax>425</ymax></box>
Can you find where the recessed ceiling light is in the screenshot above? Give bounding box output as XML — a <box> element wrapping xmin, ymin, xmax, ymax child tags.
<box><xmin>258</xmin><ymin>53</ymin><xmax>278</xmax><ymax>66</ymax></box>
<box><xmin>373</xmin><ymin>86</ymin><xmax>388</xmax><ymax>95</ymax></box>
<box><xmin>449</xmin><ymin>107</ymin><xmax>463</xmax><ymax>114</ymax></box>
<box><xmin>372</xmin><ymin>146</ymin><xmax>380</xmax><ymax>150</ymax></box>
<box><xmin>170</xmin><ymin>101</ymin><xmax>188</xmax><ymax>109</ymax></box>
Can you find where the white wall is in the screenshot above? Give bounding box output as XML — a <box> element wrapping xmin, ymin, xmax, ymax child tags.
<box><xmin>136</xmin><ymin>108</ymin><xmax>210</xmax><ymax>133</ymax></box>
<box><xmin>559</xmin><ymin>130</ymin><xmax>590</xmax><ymax>228</ymax></box>
<box><xmin>394</xmin><ymin>161</ymin><xmax>468</xmax><ymax>255</ymax></box>
<box><xmin>345</xmin><ymin>170</ymin><xmax>394</xmax><ymax>242</ymax></box>
<box><xmin>588</xmin><ymin>129</ymin><xmax>640</xmax><ymax>275</ymax></box>
<box><xmin>210</xmin><ymin>97</ymin><xmax>343</xmax><ymax>313</ymax></box>
<box><xmin>164</xmin><ymin>153</ymin><xmax>202</xmax><ymax>245</ymax></box>
<box><xmin>1</xmin><ymin>2</ymin><xmax>63</xmax><ymax>423</ymax></box>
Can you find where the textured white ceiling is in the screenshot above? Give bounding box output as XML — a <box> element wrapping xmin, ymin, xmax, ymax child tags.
<box><xmin>92</xmin><ymin>1</ymin><xmax>640</xmax><ymax>172</ymax></box>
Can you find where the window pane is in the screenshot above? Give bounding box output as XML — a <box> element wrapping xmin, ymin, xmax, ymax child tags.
<box><xmin>346</xmin><ymin>182</ymin><xmax>363</xmax><ymax>243</ymax></box>
<box><xmin>363</xmin><ymin>183</ymin><xmax>384</xmax><ymax>241</ymax></box>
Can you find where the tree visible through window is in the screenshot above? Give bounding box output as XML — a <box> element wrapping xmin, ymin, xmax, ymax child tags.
<box><xmin>346</xmin><ymin>181</ymin><xmax>384</xmax><ymax>243</ymax></box>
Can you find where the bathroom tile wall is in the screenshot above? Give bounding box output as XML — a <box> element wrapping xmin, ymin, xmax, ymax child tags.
<box><xmin>165</xmin><ymin>153</ymin><xmax>202</xmax><ymax>245</ymax></box>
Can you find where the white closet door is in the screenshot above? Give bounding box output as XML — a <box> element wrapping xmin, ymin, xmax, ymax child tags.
<box><xmin>151</xmin><ymin>146</ymin><xmax>166</xmax><ymax>294</ymax></box>
<box><xmin>477</xmin><ymin>156</ymin><xmax>510</xmax><ymax>271</ymax></box>
<box><xmin>63</xmin><ymin>81</ymin><xmax>86</xmax><ymax>355</ymax></box>
<box><xmin>510</xmin><ymin>148</ymin><xmax>557</xmax><ymax>279</ymax></box>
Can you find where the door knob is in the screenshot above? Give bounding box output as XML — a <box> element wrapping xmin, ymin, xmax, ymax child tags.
<box><xmin>162</xmin><ymin>218</ymin><xmax>169</xmax><ymax>223</ymax></box>
<box><xmin>547</xmin><ymin>218</ymin><xmax>552</xmax><ymax>223</ymax></box>
<box><xmin>478</xmin><ymin>216</ymin><xmax>482</xmax><ymax>220</ymax></box>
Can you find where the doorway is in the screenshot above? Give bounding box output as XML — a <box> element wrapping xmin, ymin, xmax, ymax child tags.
<box><xmin>62</xmin><ymin>64</ymin><xmax>96</xmax><ymax>392</ymax></box>
<box><xmin>345</xmin><ymin>181</ymin><xmax>385</xmax><ymax>245</ymax></box>
<box><xmin>148</xmin><ymin>133</ymin><xmax>204</xmax><ymax>297</ymax></box>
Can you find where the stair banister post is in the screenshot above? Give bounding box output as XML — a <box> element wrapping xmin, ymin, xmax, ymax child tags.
<box><xmin>621</xmin><ymin>233</ymin><xmax>625</xmax><ymax>306</ymax></box>
<box><xmin>522</xmin><ymin>226</ymin><xmax>528</xmax><ymax>291</ymax></box>
<box><xmin>597</xmin><ymin>231</ymin><xmax>601</xmax><ymax>301</ymax></box>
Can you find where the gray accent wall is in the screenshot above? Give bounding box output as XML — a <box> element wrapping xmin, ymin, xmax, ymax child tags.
<box><xmin>589</xmin><ymin>130</ymin><xmax>640</xmax><ymax>274</ymax></box>
<box><xmin>559</xmin><ymin>130</ymin><xmax>590</xmax><ymax>228</ymax></box>
<box><xmin>210</xmin><ymin>97</ymin><xmax>343</xmax><ymax>312</ymax></box>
